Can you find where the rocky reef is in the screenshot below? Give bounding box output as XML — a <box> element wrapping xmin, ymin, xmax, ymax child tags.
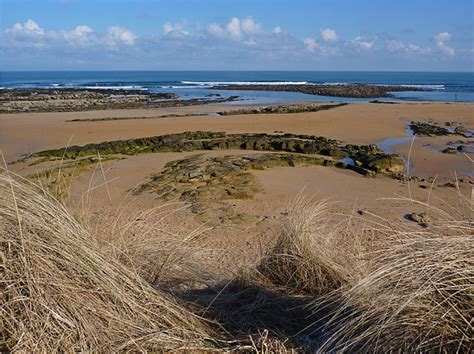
<box><xmin>409</xmin><ymin>121</ymin><xmax>451</xmax><ymax>136</ymax></box>
<box><xmin>409</xmin><ymin>121</ymin><xmax>472</xmax><ymax>137</ymax></box>
<box><xmin>217</xmin><ymin>103</ymin><xmax>348</xmax><ymax>115</ymax></box>
<box><xmin>0</xmin><ymin>88</ymin><xmax>239</xmax><ymax>113</ymax></box>
<box><xmin>211</xmin><ymin>84</ymin><xmax>423</xmax><ymax>98</ymax></box>
<box><xmin>30</xmin><ymin>131</ymin><xmax>405</xmax><ymax>175</ymax></box>
<box><xmin>135</xmin><ymin>153</ymin><xmax>334</xmax><ymax>223</ymax></box>
<box><xmin>66</xmin><ymin>113</ymin><xmax>209</xmax><ymax>122</ymax></box>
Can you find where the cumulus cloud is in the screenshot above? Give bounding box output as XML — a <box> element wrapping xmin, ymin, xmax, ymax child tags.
<box><xmin>163</xmin><ymin>22</ymin><xmax>190</xmax><ymax>36</ymax></box>
<box><xmin>226</xmin><ymin>17</ymin><xmax>242</xmax><ymax>40</ymax></box>
<box><xmin>207</xmin><ymin>23</ymin><xmax>226</xmax><ymax>38</ymax></box>
<box><xmin>2</xmin><ymin>20</ymin><xmax>134</xmax><ymax>49</ymax></box>
<box><xmin>7</xmin><ymin>19</ymin><xmax>45</xmax><ymax>36</ymax></box>
<box><xmin>385</xmin><ymin>39</ymin><xmax>430</xmax><ymax>55</ymax></box>
<box><xmin>435</xmin><ymin>32</ymin><xmax>454</xmax><ymax>56</ymax></box>
<box><xmin>320</xmin><ymin>28</ymin><xmax>337</xmax><ymax>41</ymax></box>
<box><xmin>63</xmin><ymin>25</ymin><xmax>94</xmax><ymax>44</ymax></box>
<box><xmin>303</xmin><ymin>37</ymin><xmax>318</xmax><ymax>52</ymax></box>
<box><xmin>1</xmin><ymin>16</ymin><xmax>466</xmax><ymax>70</ymax></box>
<box><xmin>351</xmin><ymin>36</ymin><xmax>375</xmax><ymax>49</ymax></box>
<box><xmin>273</xmin><ymin>26</ymin><xmax>282</xmax><ymax>34</ymax></box>
<box><xmin>208</xmin><ymin>17</ymin><xmax>261</xmax><ymax>41</ymax></box>
<box><xmin>106</xmin><ymin>26</ymin><xmax>135</xmax><ymax>45</ymax></box>
<box><xmin>163</xmin><ymin>23</ymin><xmax>174</xmax><ymax>33</ymax></box>
<box><xmin>241</xmin><ymin>17</ymin><xmax>261</xmax><ymax>34</ymax></box>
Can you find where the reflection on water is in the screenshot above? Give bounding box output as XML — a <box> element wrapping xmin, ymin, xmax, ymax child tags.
<box><xmin>338</xmin><ymin>157</ymin><xmax>355</xmax><ymax>166</ymax></box>
<box><xmin>376</xmin><ymin>126</ymin><xmax>415</xmax><ymax>171</ymax></box>
<box><xmin>376</xmin><ymin>126</ymin><xmax>415</xmax><ymax>154</ymax></box>
<box><xmin>376</xmin><ymin>124</ymin><xmax>473</xmax><ymax>177</ymax></box>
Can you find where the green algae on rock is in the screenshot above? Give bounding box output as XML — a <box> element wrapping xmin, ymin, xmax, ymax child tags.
<box><xmin>217</xmin><ymin>103</ymin><xmax>348</xmax><ymax>115</ymax></box>
<box><xmin>135</xmin><ymin>153</ymin><xmax>334</xmax><ymax>223</ymax></box>
<box><xmin>30</xmin><ymin>131</ymin><xmax>404</xmax><ymax>175</ymax></box>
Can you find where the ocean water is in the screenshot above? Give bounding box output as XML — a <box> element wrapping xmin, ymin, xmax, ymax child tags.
<box><xmin>1</xmin><ymin>71</ymin><xmax>473</xmax><ymax>104</ymax></box>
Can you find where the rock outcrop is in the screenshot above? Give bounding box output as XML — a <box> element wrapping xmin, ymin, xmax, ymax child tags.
<box><xmin>0</xmin><ymin>88</ymin><xmax>239</xmax><ymax>113</ymax></box>
<box><xmin>31</xmin><ymin>131</ymin><xmax>405</xmax><ymax>175</ymax></box>
<box><xmin>211</xmin><ymin>84</ymin><xmax>423</xmax><ymax>98</ymax></box>
<box><xmin>218</xmin><ymin>103</ymin><xmax>348</xmax><ymax>115</ymax></box>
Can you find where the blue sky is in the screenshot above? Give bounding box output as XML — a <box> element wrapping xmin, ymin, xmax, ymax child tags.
<box><xmin>0</xmin><ymin>0</ymin><xmax>473</xmax><ymax>71</ymax></box>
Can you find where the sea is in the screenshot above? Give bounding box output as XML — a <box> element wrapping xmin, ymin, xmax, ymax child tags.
<box><xmin>1</xmin><ymin>71</ymin><xmax>473</xmax><ymax>104</ymax></box>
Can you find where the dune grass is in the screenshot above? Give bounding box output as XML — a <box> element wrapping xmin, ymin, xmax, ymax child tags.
<box><xmin>0</xmin><ymin>172</ymin><xmax>216</xmax><ymax>352</ymax></box>
<box><xmin>1</xmin><ymin>166</ymin><xmax>472</xmax><ymax>352</ymax></box>
<box><xmin>254</xmin><ymin>197</ymin><xmax>473</xmax><ymax>352</ymax></box>
<box><xmin>256</xmin><ymin>197</ymin><xmax>370</xmax><ymax>297</ymax></box>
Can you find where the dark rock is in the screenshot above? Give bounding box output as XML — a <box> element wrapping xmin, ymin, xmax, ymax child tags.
<box><xmin>454</xmin><ymin>125</ymin><xmax>467</xmax><ymax>135</ymax></box>
<box><xmin>211</xmin><ymin>84</ymin><xmax>425</xmax><ymax>98</ymax></box>
<box><xmin>0</xmin><ymin>88</ymin><xmax>241</xmax><ymax>113</ymax></box>
<box><xmin>409</xmin><ymin>121</ymin><xmax>450</xmax><ymax>136</ymax></box>
<box><xmin>405</xmin><ymin>212</ymin><xmax>431</xmax><ymax>228</ymax></box>
<box><xmin>442</xmin><ymin>147</ymin><xmax>457</xmax><ymax>154</ymax></box>
<box><xmin>218</xmin><ymin>102</ymin><xmax>348</xmax><ymax>116</ymax></box>
<box><xmin>30</xmin><ymin>131</ymin><xmax>406</xmax><ymax>177</ymax></box>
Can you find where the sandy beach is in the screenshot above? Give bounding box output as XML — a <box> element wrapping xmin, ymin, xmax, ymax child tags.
<box><xmin>2</xmin><ymin>101</ymin><xmax>472</xmax><ymax>175</ymax></box>
<box><xmin>3</xmin><ymin>101</ymin><xmax>472</xmax><ymax>250</ymax></box>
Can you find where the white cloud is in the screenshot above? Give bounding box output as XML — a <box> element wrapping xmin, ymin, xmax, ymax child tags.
<box><xmin>352</xmin><ymin>36</ymin><xmax>375</xmax><ymax>50</ymax></box>
<box><xmin>244</xmin><ymin>37</ymin><xmax>256</xmax><ymax>46</ymax></box>
<box><xmin>320</xmin><ymin>28</ymin><xmax>337</xmax><ymax>41</ymax></box>
<box><xmin>7</xmin><ymin>19</ymin><xmax>45</xmax><ymax>36</ymax></box>
<box><xmin>207</xmin><ymin>17</ymin><xmax>262</xmax><ymax>41</ymax></box>
<box><xmin>241</xmin><ymin>17</ymin><xmax>261</xmax><ymax>34</ymax></box>
<box><xmin>304</xmin><ymin>37</ymin><xmax>318</xmax><ymax>52</ymax></box>
<box><xmin>64</xmin><ymin>25</ymin><xmax>94</xmax><ymax>44</ymax></box>
<box><xmin>2</xmin><ymin>17</ymin><xmax>467</xmax><ymax>70</ymax></box>
<box><xmin>435</xmin><ymin>32</ymin><xmax>454</xmax><ymax>56</ymax></box>
<box><xmin>107</xmin><ymin>26</ymin><xmax>135</xmax><ymax>45</ymax></box>
<box><xmin>226</xmin><ymin>17</ymin><xmax>241</xmax><ymax>40</ymax></box>
<box><xmin>163</xmin><ymin>22</ymin><xmax>190</xmax><ymax>36</ymax></box>
<box><xmin>163</xmin><ymin>23</ymin><xmax>174</xmax><ymax>33</ymax></box>
<box><xmin>385</xmin><ymin>39</ymin><xmax>430</xmax><ymax>55</ymax></box>
<box><xmin>207</xmin><ymin>23</ymin><xmax>226</xmax><ymax>38</ymax></box>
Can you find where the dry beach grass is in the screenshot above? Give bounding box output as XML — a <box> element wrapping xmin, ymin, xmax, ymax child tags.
<box><xmin>256</xmin><ymin>197</ymin><xmax>473</xmax><ymax>352</ymax></box>
<box><xmin>0</xmin><ymin>172</ymin><xmax>216</xmax><ymax>351</ymax></box>
<box><xmin>0</xmin><ymin>164</ymin><xmax>472</xmax><ymax>351</ymax></box>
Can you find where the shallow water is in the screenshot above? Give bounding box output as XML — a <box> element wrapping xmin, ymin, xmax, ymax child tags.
<box><xmin>338</xmin><ymin>157</ymin><xmax>356</xmax><ymax>166</ymax></box>
<box><xmin>376</xmin><ymin>127</ymin><xmax>415</xmax><ymax>154</ymax></box>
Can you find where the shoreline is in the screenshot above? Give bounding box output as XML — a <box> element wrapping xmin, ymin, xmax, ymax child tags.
<box><xmin>1</xmin><ymin>101</ymin><xmax>473</xmax><ymax>178</ymax></box>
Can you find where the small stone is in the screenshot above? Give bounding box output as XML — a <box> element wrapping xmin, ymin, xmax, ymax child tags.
<box><xmin>405</xmin><ymin>212</ymin><xmax>431</xmax><ymax>227</ymax></box>
<box><xmin>442</xmin><ymin>147</ymin><xmax>457</xmax><ymax>154</ymax></box>
<box><xmin>454</xmin><ymin>125</ymin><xmax>467</xmax><ymax>135</ymax></box>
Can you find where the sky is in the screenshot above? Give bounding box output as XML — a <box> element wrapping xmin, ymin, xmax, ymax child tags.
<box><xmin>0</xmin><ymin>0</ymin><xmax>473</xmax><ymax>71</ymax></box>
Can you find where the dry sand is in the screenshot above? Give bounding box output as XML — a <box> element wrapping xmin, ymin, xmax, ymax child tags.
<box><xmin>1</xmin><ymin>102</ymin><xmax>472</xmax><ymax>175</ymax></box>
<box><xmin>2</xmin><ymin>101</ymin><xmax>472</xmax><ymax>273</ymax></box>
